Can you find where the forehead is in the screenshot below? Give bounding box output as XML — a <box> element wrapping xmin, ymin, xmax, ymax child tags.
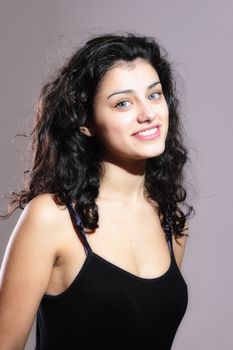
<box><xmin>97</xmin><ymin>58</ymin><xmax>160</xmax><ymax>94</ymax></box>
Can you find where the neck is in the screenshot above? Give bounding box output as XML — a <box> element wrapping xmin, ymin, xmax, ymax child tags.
<box><xmin>98</xmin><ymin>158</ymin><xmax>148</xmax><ymax>205</ymax></box>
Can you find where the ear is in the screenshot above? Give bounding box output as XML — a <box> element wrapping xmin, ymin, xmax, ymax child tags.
<box><xmin>79</xmin><ymin>125</ymin><xmax>95</xmax><ymax>137</ymax></box>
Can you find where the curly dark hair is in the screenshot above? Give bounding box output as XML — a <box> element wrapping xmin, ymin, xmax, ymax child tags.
<box><xmin>1</xmin><ymin>32</ymin><xmax>194</xmax><ymax>241</ymax></box>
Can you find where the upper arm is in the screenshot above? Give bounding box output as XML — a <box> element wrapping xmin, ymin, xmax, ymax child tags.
<box><xmin>0</xmin><ymin>193</ymin><xmax>65</xmax><ymax>349</ymax></box>
<box><xmin>172</xmin><ymin>222</ymin><xmax>189</xmax><ymax>269</ymax></box>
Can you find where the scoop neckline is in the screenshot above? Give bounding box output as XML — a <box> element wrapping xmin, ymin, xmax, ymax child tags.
<box><xmin>42</xmin><ymin>249</ymin><xmax>174</xmax><ymax>300</ymax></box>
<box><xmin>91</xmin><ymin>250</ymin><xmax>173</xmax><ymax>282</ymax></box>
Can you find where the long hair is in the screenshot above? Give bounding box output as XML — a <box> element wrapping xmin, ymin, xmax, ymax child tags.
<box><xmin>1</xmin><ymin>32</ymin><xmax>194</xmax><ymax>240</ymax></box>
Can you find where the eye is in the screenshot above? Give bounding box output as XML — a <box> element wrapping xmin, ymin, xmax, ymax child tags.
<box><xmin>114</xmin><ymin>100</ymin><xmax>131</xmax><ymax>109</ymax></box>
<box><xmin>149</xmin><ymin>91</ymin><xmax>162</xmax><ymax>100</ymax></box>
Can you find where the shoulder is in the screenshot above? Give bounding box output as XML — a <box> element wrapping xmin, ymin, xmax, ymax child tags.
<box><xmin>172</xmin><ymin>222</ymin><xmax>189</xmax><ymax>269</ymax></box>
<box><xmin>12</xmin><ymin>193</ymin><xmax>72</xmax><ymax>252</ymax></box>
<box><xmin>21</xmin><ymin>193</ymin><xmax>70</xmax><ymax>230</ymax></box>
<box><xmin>24</xmin><ymin>193</ymin><xmax>68</xmax><ymax>223</ymax></box>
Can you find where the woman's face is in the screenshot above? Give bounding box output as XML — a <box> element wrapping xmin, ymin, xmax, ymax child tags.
<box><xmin>86</xmin><ymin>58</ymin><xmax>169</xmax><ymax>163</ymax></box>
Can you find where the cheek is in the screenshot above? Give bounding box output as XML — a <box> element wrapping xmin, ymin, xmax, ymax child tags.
<box><xmin>101</xmin><ymin>121</ymin><xmax>123</xmax><ymax>134</ymax></box>
<box><xmin>107</xmin><ymin>123</ymin><xmax>129</xmax><ymax>144</ymax></box>
<box><xmin>94</xmin><ymin>119</ymin><xmax>125</xmax><ymax>145</ymax></box>
<box><xmin>158</xmin><ymin>102</ymin><xmax>169</xmax><ymax>132</ymax></box>
<box><xmin>161</xmin><ymin>101</ymin><xmax>169</xmax><ymax>119</ymax></box>
<box><xmin>105</xmin><ymin>116</ymin><xmax>131</xmax><ymax>135</ymax></box>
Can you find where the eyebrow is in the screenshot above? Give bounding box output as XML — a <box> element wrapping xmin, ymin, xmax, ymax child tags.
<box><xmin>107</xmin><ymin>81</ymin><xmax>161</xmax><ymax>99</ymax></box>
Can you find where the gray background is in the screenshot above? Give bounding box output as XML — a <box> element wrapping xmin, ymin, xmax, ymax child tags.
<box><xmin>0</xmin><ymin>1</ymin><xmax>232</xmax><ymax>349</ymax></box>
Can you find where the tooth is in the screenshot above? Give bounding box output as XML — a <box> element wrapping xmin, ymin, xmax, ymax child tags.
<box><xmin>139</xmin><ymin>127</ymin><xmax>157</xmax><ymax>136</ymax></box>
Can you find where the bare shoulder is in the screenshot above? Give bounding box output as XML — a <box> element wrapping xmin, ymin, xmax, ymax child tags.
<box><xmin>23</xmin><ymin>193</ymin><xmax>68</xmax><ymax>228</ymax></box>
<box><xmin>172</xmin><ymin>222</ymin><xmax>190</xmax><ymax>269</ymax></box>
<box><xmin>1</xmin><ymin>192</ymin><xmax>73</xmax><ymax>288</ymax></box>
<box><xmin>15</xmin><ymin>193</ymin><xmax>71</xmax><ymax>245</ymax></box>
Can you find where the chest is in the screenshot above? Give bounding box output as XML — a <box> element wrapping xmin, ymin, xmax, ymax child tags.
<box><xmin>85</xmin><ymin>199</ymin><xmax>171</xmax><ymax>277</ymax></box>
<box><xmin>46</xmin><ymin>199</ymin><xmax>171</xmax><ymax>295</ymax></box>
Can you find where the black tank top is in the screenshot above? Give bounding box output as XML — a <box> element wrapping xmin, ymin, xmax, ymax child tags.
<box><xmin>36</xmin><ymin>203</ymin><xmax>188</xmax><ymax>350</ymax></box>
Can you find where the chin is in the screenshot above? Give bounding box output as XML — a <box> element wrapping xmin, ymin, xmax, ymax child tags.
<box><xmin>134</xmin><ymin>151</ymin><xmax>165</xmax><ymax>161</ymax></box>
<box><xmin>143</xmin><ymin>144</ymin><xmax>166</xmax><ymax>159</ymax></box>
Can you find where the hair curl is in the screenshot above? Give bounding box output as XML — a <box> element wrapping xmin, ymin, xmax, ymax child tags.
<box><xmin>1</xmin><ymin>32</ymin><xmax>194</xmax><ymax>242</ymax></box>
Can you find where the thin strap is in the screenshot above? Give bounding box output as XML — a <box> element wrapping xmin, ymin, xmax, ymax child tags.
<box><xmin>67</xmin><ymin>203</ymin><xmax>92</xmax><ymax>256</ymax></box>
<box><xmin>164</xmin><ymin>223</ymin><xmax>174</xmax><ymax>256</ymax></box>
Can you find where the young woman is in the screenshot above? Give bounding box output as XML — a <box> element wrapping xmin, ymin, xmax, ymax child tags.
<box><xmin>0</xmin><ymin>33</ymin><xmax>194</xmax><ymax>349</ymax></box>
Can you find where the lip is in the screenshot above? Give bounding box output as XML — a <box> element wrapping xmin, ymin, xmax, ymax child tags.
<box><xmin>132</xmin><ymin>124</ymin><xmax>161</xmax><ymax>135</ymax></box>
<box><xmin>133</xmin><ymin>125</ymin><xmax>161</xmax><ymax>141</ymax></box>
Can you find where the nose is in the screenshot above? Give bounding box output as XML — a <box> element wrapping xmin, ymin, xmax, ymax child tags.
<box><xmin>137</xmin><ymin>100</ymin><xmax>156</xmax><ymax>123</ymax></box>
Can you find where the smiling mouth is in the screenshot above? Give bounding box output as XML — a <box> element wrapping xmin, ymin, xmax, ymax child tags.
<box><xmin>133</xmin><ymin>123</ymin><xmax>162</xmax><ymax>136</ymax></box>
<box><xmin>133</xmin><ymin>126</ymin><xmax>161</xmax><ymax>140</ymax></box>
<box><xmin>136</xmin><ymin>127</ymin><xmax>159</xmax><ymax>136</ymax></box>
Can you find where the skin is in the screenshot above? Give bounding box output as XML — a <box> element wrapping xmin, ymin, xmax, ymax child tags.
<box><xmin>0</xmin><ymin>58</ymin><xmax>188</xmax><ymax>349</ymax></box>
<box><xmin>83</xmin><ymin>58</ymin><xmax>169</xmax><ymax>203</ymax></box>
